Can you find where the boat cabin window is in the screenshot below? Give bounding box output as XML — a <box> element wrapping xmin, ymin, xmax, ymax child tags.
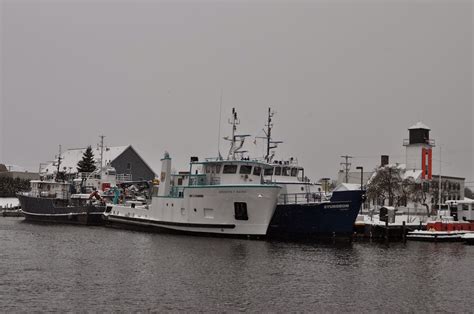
<box><xmin>264</xmin><ymin>168</ymin><xmax>274</xmax><ymax>176</ymax></box>
<box><xmin>239</xmin><ymin>165</ymin><xmax>252</xmax><ymax>175</ymax></box>
<box><xmin>223</xmin><ymin>165</ymin><xmax>238</xmax><ymax>174</ymax></box>
<box><xmin>291</xmin><ymin>168</ymin><xmax>298</xmax><ymax>177</ymax></box>
<box><xmin>274</xmin><ymin>167</ymin><xmax>282</xmax><ymax>176</ymax></box>
<box><xmin>205</xmin><ymin>164</ymin><xmax>222</xmax><ymax>174</ymax></box>
<box><xmin>282</xmin><ymin>167</ymin><xmax>289</xmax><ymax>176</ymax></box>
<box><xmin>253</xmin><ymin>167</ymin><xmax>262</xmax><ymax>176</ymax></box>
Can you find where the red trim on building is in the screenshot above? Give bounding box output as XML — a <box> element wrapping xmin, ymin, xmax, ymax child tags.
<box><xmin>421</xmin><ymin>148</ymin><xmax>426</xmax><ymax>179</ymax></box>
<box><xmin>428</xmin><ymin>148</ymin><xmax>432</xmax><ymax>180</ymax></box>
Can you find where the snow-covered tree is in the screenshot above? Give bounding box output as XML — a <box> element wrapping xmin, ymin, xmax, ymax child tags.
<box><xmin>77</xmin><ymin>146</ymin><xmax>97</xmax><ymax>173</ymax></box>
<box><xmin>366</xmin><ymin>166</ymin><xmax>402</xmax><ymax>206</ymax></box>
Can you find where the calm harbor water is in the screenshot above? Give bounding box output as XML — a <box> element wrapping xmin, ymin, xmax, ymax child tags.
<box><xmin>1</xmin><ymin>217</ymin><xmax>473</xmax><ymax>312</ymax></box>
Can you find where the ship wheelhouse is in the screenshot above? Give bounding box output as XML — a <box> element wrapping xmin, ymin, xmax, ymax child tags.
<box><xmin>265</xmin><ymin>164</ymin><xmax>305</xmax><ymax>183</ymax></box>
<box><xmin>28</xmin><ymin>180</ymin><xmax>71</xmax><ymax>200</ymax></box>
<box><xmin>167</xmin><ymin>160</ymin><xmax>276</xmax><ymax>198</ymax></box>
<box><xmin>189</xmin><ymin>160</ymin><xmax>273</xmax><ymax>186</ymax></box>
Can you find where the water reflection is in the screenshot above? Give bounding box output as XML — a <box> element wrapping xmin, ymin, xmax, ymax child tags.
<box><xmin>1</xmin><ymin>218</ymin><xmax>473</xmax><ymax>312</ymax></box>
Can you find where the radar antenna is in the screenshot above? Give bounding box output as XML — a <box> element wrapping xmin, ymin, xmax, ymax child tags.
<box><xmin>223</xmin><ymin>108</ymin><xmax>250</xmax><ymax>160</ymax></box>
<box><xmin>55</xmin><ymin>145</ymin><xmax>63</xmax><ymax>182</ymax></box>
<box><xmin>256</xmin><ymin>107</ymin><xmax>283</xmax><ymax>162</ymax></box>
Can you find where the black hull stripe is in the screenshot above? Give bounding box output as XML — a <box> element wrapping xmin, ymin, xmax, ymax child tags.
<box><xmin>107</xmin><ymin>215</ymin><xmax>235</xmax><ymax>229</ymax></box>
<box><xmin>21</xmin><ymin>210</ymin><xmax>104</xmax><ymax>216</ymax></box>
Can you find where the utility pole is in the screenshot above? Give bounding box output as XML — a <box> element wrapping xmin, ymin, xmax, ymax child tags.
<box><xmin>438</xmin><ymin>146</ymin><xmax>442</xmax><ymax>212</ymax></box>
<box><xmin>99</xmin><ymin>135</ymin><xmax>105</xmax><ymax>177</ymax></box>
<box><xmin>388</xmin><ymin>167</ymin><xmax>392</xmax><ymax>206</ymax></box>
<box><xmin>340</xmin><ymin>155</ymin><xmax>353</xmax><ymax>183</ymax></box>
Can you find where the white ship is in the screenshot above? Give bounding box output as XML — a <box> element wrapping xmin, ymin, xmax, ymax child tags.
<box><xmin>104</xmin><ymin>109</ymin><xmax>281</xmax><ymax>237</ymax></box>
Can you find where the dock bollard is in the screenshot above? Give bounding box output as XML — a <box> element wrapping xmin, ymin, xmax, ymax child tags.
<box><xmin>402</xmin><ymin>221</ymin><xmax>406</xmax><ymax>243</ymax></box>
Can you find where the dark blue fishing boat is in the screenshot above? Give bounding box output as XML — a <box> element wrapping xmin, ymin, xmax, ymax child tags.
<box><xmin>267</xmin><ymin>190</ymin><xmax>365</xmax><ymax>238</ymax></box>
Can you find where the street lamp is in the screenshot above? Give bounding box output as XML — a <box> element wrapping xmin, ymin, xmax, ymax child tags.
<box><xmin>356</xmin><ymin>166</ymin><xmax>363</xmax><ymax>190</ymax></box>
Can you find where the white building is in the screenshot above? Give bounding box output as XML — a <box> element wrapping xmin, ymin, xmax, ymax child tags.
<box><xmin>339</xmin><ymin>122</ymin><xmax>465</xmax><ymax>209</ymax></box>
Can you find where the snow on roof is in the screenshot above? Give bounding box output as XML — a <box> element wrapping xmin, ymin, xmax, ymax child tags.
<box><xmin>333</xmin><ymin>183</ymin><xmax>361</xmax><ymax>191</ymax></box>
<box><xmin>2</xmin><ymin>164</ymin><xmax>27</xmax><ymax>172</ymax></box>
<box><xmin>42</xmin><ymin>146</ymin><xmax>129</xmax><ymax>174</ymax></box>
<box><xmin>402</xmin><ymin>168</ymin><xmax>422</xmax><ymax>181</ymax></box>
<box><xmin>409</xmin><ymin>121</ymin><xmax>430</xmax><ymax>130</ymax></box>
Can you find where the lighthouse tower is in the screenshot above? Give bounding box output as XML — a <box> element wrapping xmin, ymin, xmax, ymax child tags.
<box><xmin>403</xmin><ymin>122</ymin><xmax>435</xmax><ymax>180</ymax></box>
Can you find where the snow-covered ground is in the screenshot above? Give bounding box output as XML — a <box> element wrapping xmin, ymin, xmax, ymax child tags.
<box><xmin>355</xmin><ymin>213</ymin><xmax>428</xmax><ymax>227</ymax></box>
<box><xmin>0</xmin><ymin>198</ymin><xmax>20</xmax><ymax>208</ymax></box>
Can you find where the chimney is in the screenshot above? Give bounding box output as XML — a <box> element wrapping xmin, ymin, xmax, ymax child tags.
<box><xmin>381</xmin><ymin>155</ymin><xmax>389</xmax><ymax>167</ymax></box>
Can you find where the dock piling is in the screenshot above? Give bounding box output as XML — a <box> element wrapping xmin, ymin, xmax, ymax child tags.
<box><xmin>402</xmin><ymin>221</ymin><xmax>406</xmax><ymax>243</ymax></box>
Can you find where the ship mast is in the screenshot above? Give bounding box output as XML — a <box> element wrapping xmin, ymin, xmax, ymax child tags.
<box><xmin>99</xmin><ymin>135</ymin><xmax>105</xmax><ymax>178</ymax></box>
<box><xmin>223</xmin><ymin>108</ymin><xmax>249</xmax><ymax>160</ymax></box>
<box><xmin>259</xmin><ymin>107</ymin><xmax>282</xmax><ymax>163</ymax></box>
<box><xmin>55</xmin><ymin>145</ymin><xmax>62</xmax><ymax>182</ymax></box>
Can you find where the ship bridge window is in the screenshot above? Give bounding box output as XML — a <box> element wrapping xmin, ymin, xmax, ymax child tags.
<box><xmin>239</xmin><ymin>165</ymin><xmax>252</xmax><ymax>174</ymax></box>
<box><xmin>264</xmin><ymin>168</ymin><xmax>274</xmax><ymax>176</ymax></box>
<box><xmin>206</xmin><ymin>164</ymin><xmax>222</xmax><ymax>174</ymax></box>
<box><xmin>291</xmin><ymin>168</ymin><xmax>298</xmax><ymax>177</ymax></box>
<box><xmin>274</xmin><ymin>167</ymin><xmax>281</xmax><ymax>176</ymax></box>
<box><xmin>253</xmin><ymin>167</ymin><xmax>262</xmax><ymax>176</ymax></box>
<box><xmin>282</xmin><ymin>167</ymin><xmax>289</xmax><ymax>176</ymax></box>
<box><xmin>223</xmin><ymin>165</ymin><xmax>238</xmax><ymax>174</ymax></box>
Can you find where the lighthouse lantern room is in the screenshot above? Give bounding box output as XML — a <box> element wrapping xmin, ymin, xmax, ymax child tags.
<box><xmin>403</xmin><ymin>122</ymin><xmax>435</xmax><ymax>179</ymax></box>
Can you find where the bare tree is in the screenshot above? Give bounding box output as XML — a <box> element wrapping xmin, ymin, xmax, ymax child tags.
<box><xmin>464</xmin><ymin>187</ymin><xmax>473</xmax><ymax>199</ymax></box>
<box><xmin>366</xmin><ymin>166</ymin><xmax>402</xmax><ymax>207</ymax></box>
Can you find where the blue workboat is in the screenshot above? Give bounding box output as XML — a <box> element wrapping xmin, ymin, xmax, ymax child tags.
<box><xmin>258</xmin><ymin>108</ymin><xmax>365</xmax><ymax>238</ymax></box>
<box><xmin>267</xmin><ymin>190</ymin><xmax>365</xmax><ymax>238</ymax></box>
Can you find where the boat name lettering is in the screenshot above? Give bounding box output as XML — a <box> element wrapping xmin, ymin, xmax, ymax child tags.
<box><xmin>218</xmin><ymin>190</ymin><xmax>247</xmax><ymax>194</ymax></box>
<box><xmin>324</xmin><ymin>204</ymin><xmax>350</xmax><ymax>209</ymax></box>
<box><xmin>189</xmin><ymin>194</ymin><xmax>204</xmax><ymax>198</ymax></box>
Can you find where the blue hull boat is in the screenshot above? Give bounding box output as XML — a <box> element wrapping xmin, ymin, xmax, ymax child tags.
<box><xmin>267</xmin><ymin>190</ymin><xmax>365</xmax><ymax>239</ymax></box>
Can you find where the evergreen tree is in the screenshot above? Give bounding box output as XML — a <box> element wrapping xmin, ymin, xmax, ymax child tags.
<box><xmin>77</xmin><ymin>146</ymin><xmax>97</xmax><ymax>173</ymax></box>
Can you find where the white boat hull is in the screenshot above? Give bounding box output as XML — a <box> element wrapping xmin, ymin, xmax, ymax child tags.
<box><xmin>105</xmin><ymin>185</ymin><xmax>280</xmax><ymax>236</ymax></box>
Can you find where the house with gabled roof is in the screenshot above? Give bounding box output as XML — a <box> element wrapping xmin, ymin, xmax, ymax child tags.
<box><xmin>42</xmin><ymin>145</ymin><xmax>155</xmax><ymax>181</ymax></box>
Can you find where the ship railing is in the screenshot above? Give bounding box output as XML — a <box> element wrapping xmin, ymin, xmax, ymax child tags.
<box><xmin>170</xmin><ymin>186</ymin><xmax>185</xmax><ymax>198</ymax></box>
<box><xmin>76</xmin><ymin>172</ymin><xmax>100</xmax><ymax>179</ymax></box>
<box><xmin>278</xmin><ymin>192</ymin><xmax>327</xmax><ymax>205</ymax></box>
<box><xmin>116</xmin><ymin>173</ymin><xmax>133</xmax><ymax>182</ymax></box>
<box><xmin>27</xmin><ymin>190</ymin><xmax>70</xmax><ymax>200</ymax></box>
<box><xmin>188</xmin><ymin>174</ymin><xmax>207</xmax><ymax>186</ymax></box>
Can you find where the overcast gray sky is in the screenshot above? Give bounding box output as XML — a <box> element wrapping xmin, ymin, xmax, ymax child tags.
<box><xmin>1</xmin><ymin>0</ymin><xmax>473</xmax><ymax>184</ymax></box>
